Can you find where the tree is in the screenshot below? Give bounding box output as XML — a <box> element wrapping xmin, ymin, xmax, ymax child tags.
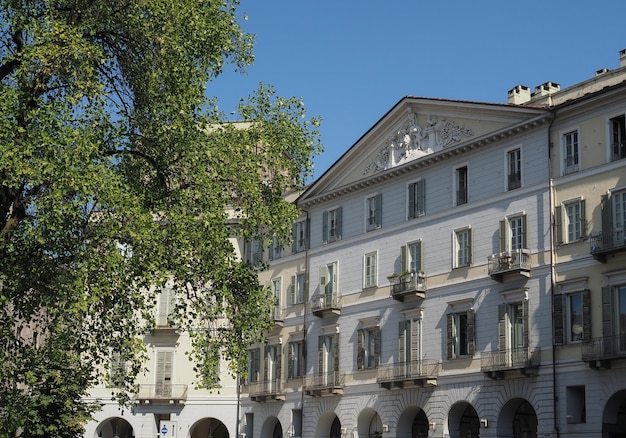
<box><xmin>0</xmin><ymin>1</ymin><xmax>321</xmax><ymax>436</ymax></box>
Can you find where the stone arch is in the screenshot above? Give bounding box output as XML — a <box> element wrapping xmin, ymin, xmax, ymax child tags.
<box><xmin>94</xmin><ymin>417</ymin><xmax>134</xmax><ymax>438</ymax></box>
<box><xmin>315</xmin><ymin>411</ymin><xmax>341</xmax><ymax>438</ymax></box>
<box><xmin>189</xmin><ymin>417</ymin><xmax>229</xmax><ymax>438</ymax></box>
<box><xmin>602</xmin><ymin>389</ymin><xmax>626</xmax><ymax>438</ymax></box>
<box><xmin>447</xmin><ymin>401</ymin><xmax>480</xmax><ymax>438</ymax></box>
<box><xmin>496</xmin><ymin>398</ymin><xmax>537</xmax><ymax>438</ymax></box>
<box><xmin>357</xmin><ymin>407</ymin><xmax>383</xmax><ymax>438</ymax></box>
<box><xmin>396</xmin><ymin>405</ymin><xmax>429</xmax><ymax>438</ymax></box>
<box><xmin>260</xmin><ymin>416</ymin><xmax>282</xmax><ymax>438</ymax></box>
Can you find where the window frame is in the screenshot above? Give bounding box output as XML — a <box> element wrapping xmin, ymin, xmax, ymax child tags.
<box><xmin>506</xmin><ymin>146</ymin><xmax>522</xmax><ymax>191</ymax></box>
<box><xmin>323</xmin><ymin>207</ymin><xmax>343</xmax><ymax>243</ymax></box>
<box><xmin>561</xmin><ymin>128</ymin><xmax>580</xmax><ymax>175</ymax></box>
<box><xmin>287</xmin><ymin>340</ymin><xmax>304</xmax><ymax>379</ymax></box>
<box><xmin>357</xmin><ymin>326</ymin><xmax>381</xmax><ymax>370</ymax></box>
<box><xmin>454</xmin><ymin>165</ymin><xmax>468</xmax><ymax>206</ymax></box>
<box><xmin>446</xmin><ymin>309</ymin><xmax>475</xmax><ymax>359</ymax></box>
<box><xmin>363</xmin><ymin>251</ymin><xmax>378</xmax><ymax>289</ymax></box>
<box><xmin>499</xmin><ymin>213</ymin><xmax>528</xmax><ymax>252</ymax></box>
<box><xmin>408</xmin><ymin>179</ymin><xmax>426</xmax><ymax>219</ymax></box>
<box><xmin>292</xmin><ymin>219</ymin><xmax>309</xmax><ymax>253</ymax></box>
<box><xmin>365</xmin><ymin>193</ymin><xmax>383</xmax><ymax>231</ymax></box>
<box><xmin>290</xmin><ymin>272</ymin><xmax>305</xmax><ymax>305</ymax></box>
<box><xmin>454</xmin><ymin>227</ymin><xmax>472</xmax><ymax>268</ymax></box>
<box><xmin>608</xmin><ymin>113</ymin><xmax>626</xmax><ymax>162</ymax></box>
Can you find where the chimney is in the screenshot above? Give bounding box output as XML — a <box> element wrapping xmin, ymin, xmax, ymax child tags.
<box><xmin>533</xmin><ymin>81</ymin><xmax>560</xmax><ymax>97</ymax></box>
<box><xmin>595</xmin><ymin>68</ymin><xmax>610</xmax><ymax>76</ymax></box>
<box><xmin>620</xmin><ymin>48</ymin><xmax>626</xmax><ymax>67</ymax></box>
<box><xmin>508</xmin><ymin>85</ymin><xmax>531</xmax><ymax>105</ymax></box>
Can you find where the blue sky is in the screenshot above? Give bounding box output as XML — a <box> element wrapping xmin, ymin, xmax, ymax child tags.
<box><xmin>208</xmin><ymin>1</ymin><xmax>626</xmax><ymax>179</ymax></box>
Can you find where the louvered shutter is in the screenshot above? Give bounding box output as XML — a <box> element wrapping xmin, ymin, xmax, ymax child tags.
<box><xmin>522</xmin><ymin>299</ymin><xmax>529</xmax><ymax>348</ymax></box>
<box><xmin>582</xmin><ymin>289</ymin><xmax>591</xmax><ymax>341</ymax></box>
<box><xmin>521</xmin><ymin>214</ymin><xmax>528</xmax><ymax>249</ymax></box>
<box><xmin>374</xmin><ymin>328</ymin><xmax>381</xmax><ymax>367</ymax></box>
<box><xmin>580</xmin><ymin>200</ymin><xmax>587</xmax><ymax>238</ymax></box>
<box><xmin>333</xmin><ymin>335</ymin><xmax>340</xmax><ymax>373</ymax></box>
<box><xmin>467</xmin><ymin>228</ymin><xmax>473</xmax><ymax>264</ymax></box>
<box><xmin>318</xmin><ymin>336</ymin><xmax>324</xmax><ymax>375</ymax></box>
<box><xmin>375</xmin><ymin>193</ymin><xmax>383</xmax><ymax>228</ymax></box>
<box><xmin>553</xmin><ymin>294</ymin><xmax>564</xmax><ymax>345</ymax></box>
<box><xmin>322</xmin><ymin>211</ymin><xmax>329</xmax><ymax>243</ymax></box>
<box><xmin>602</xmin><ymin>286</ymin><xmax>614</xmax><ymax>339</ymax></box>
<box><xmin>292</xmin><ymin>223</ymin><xmax>297</xmax><ymax>253</ymax></box>
<box><xmin>600</xmin><ymin>195</ymin><xmax>611</xmax><ymax>239</ymax></box>
<box><xmin>335</xmin><ymin>207</ymin><xmax>343</xmax><ymax>241</ymax></box>
<box><xmin>287</xmin><ymin>343</ymin><xmax>294</xmax><ymax>379</ymax></box>
<box><xmin>275</xmin><ymin>346</ymin><xmax>282</xmax><ymax>383</ymax></box>
<box><xmin>408</xmin><ymin>183</ymin><xmax>416</xmax><ymax>219</ymax></box>
<box><xmin>498</xmin><ymin>304</ymin><xmax>507</xmax><ymax>351</ymax></box>
<box><xmin>554</xmin><ymin>206</ymin><xmax>563</xmax><ymax>245</ymax></box>
<box><xmin>417</xmin><ymin>179</ymin><xmax>425</xmax><ymax>216</ymax></box>
<box><xmin>467</xmin><ymin>309</ymin><xmax>475</xmax><ymax>356</ymax></box>
<box><xmin>410</xmin><ymin>319</ymin><xmax>421</xmax><ymax>363</ymax></box>
<box><xmin>398</xmin><ymin>321</ymin><xmax>406</xmax><ymax>363</ymax></box>
<box><xmin>499</xmin><ymin>219</ymin><xmax>507</xmax><ymax>252</ymax></box>
<box><xmin>289</xmin><ymin>275</ymin><xmax>296</xmax><ymax>305</ymax></box>
<box><xmin>263</xmin><ymin>345</ymin><xmax>270</xmax><ymax>382</ymax></box>
<box><xmin>446</xmin><ymin>314</ymin><xmax>454</xmax><ymax>359</ymax></box>
<box><xmin>357</xmin><ymin>329</ymin><xmax>364</xmax><ymax>370</ymax></box>
<box><xmin>400</xmin><ymin>245</ymin><xmax>408</xmax><ymax>273</ymax></box>
<box><xmin>319</xmin><ymin>265</ymin><xmax>329</xmax><ymax>295</ymax></box>
<box><xmin>156</xmin><ymin>351</ymin><xmax>173</xmax><ymax>396</ymax></box>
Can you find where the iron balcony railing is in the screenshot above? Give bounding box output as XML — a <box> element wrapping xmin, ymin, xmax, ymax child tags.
<box><xmin>377</xmin><ymin>359</ymin><xmax>440</xmax><ymax>383</ymax></box>
<box><xmin>480</xmin><ymin>347</ymin><xmax>540</xmax><ymax>373</ymax></box>
<box><xmin>590</xmin><ymin>229</ymin><xmax>626</xmax><ymax>255</ymax></box>
<box><xmin>303</xmin><ymin>371</ymin><xmax>345</xmax><ymax>391</ymax></box>
<box><xmin>582</xmin><ymin>334</ymin><xmax>626</xmax><ymax>361</ymax></box>
<box><xmin>311</xmin><ymin>292</ymin><xmax>341</xmax><ymax>314</ymax></box>
<box><xmin>487</xmin><ymin>249</ymin><xmax>530</xmax><ymax>277</ymax></box>
<box><xmin>611</xmin><ymin>142</ymin><xmax>626</xmax><ymax>161</ymax></box>
<box><xmin>246</xmin><ymin>378</ymin><xmax>284</xmax><ymax>398</ymax></box>
<box><xmin>270</xmin><ymin>306</ymin><xmax>285</xmax><ymax>323</ymax></box>
<box><xmin>389</xmin><ymin>273</ymin><xmax>426</xmax><ymax>300</ymax></box>
<box><xmin>134</xmin><ymin>384</ymin><xmax>188</xmax><ymax>401</ymax></box>
<box><xmin>563</xmin><ymin>156</ymin><xmax>580</xmax><ymax>175</ymax></box>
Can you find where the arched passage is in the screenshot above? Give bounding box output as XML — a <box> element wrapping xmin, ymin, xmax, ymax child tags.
<box><xmin>190</xmin><ymin>417</ymin><xmax>229</xmax><ymax>438</ymax></box>
<box><xmin>315</xmin><ymin>411</ymin><xmax>342</xmax><ymax>438</ymax></box>
<box><xmin>95</xmin><ymin>417</ymin><xmax>134</xmax><ymax>438</ymax></box>
<box><xmin>603</xmin><ymin>389</ymin><xmax>626</xmax><ymax>438</ymax></box>
<box><xmin>396</xmin><ymin>406</ymin><xmax>429</xmax><ymax>438</ymax></box>
<box><xmin>497</xmin><ymin>398</ymin><xmax>537</xmax><ymax>438</ymax></box>
<box><xmin>260</xmin><ymin>416</ymin><xmax>282</xmax><ymax>438</ymax></box>
<box><xmin>357</xmin><ymin>407</ymin><xmax>383</xmax><ymax>438</ymax></box>
<box><xmin>448</xmin><ymin>401</ymin><xmax>480</xmax><ymax>438</ymax></box>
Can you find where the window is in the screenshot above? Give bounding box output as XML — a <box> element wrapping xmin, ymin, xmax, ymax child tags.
<box><xmin>498</xmin><ymin>300</ymin><xmax>528</xmax><ymax>354</ymax></box>
<box><xmin>499</xmin><ymin>214</ymin><xmax>527</xmax><ymax>252</ymax></box>
<box><xmin>157</xmin><ymin>288</ymin><xmax>176</xmax><ymax>327</ymax></box>
<box><xmin>366</xmin><ymin>193</ymin><xmax>382</xmax><ymax>231</ymax></box>
<box><xmin>263</xmin><ymin>344</ymin><xmax>281</xmax><ymax>383</ymax></box>
<box><xmin>318</xmin><ymin>333</ymin><xmax>339</xmax><ymax>379</ymax></box>
<box><xmin>447</xmin><ymin>309</ymin><xmax>475</xmax><ymax>359</ymax></box>
<box><xmin>357</xmin><ymin>327</ymin><xmax>380</xmax><ymax>370</ymax></box>
<box><xmin>271</xmin><ymin>278</ymin><xmax>282</xmax><ymax>321</ymax></box>
<box><xmin>555</xmin><ymin>200</ymin><xmax>586</xmax><ymax>244</ymax></box>
<box><xmin>363</xmin><ymin>252</ymin><xmax>377</xmax><ymax>288</ymax></box>
<box><xmin>319</xmin><ymin>262</ymin><xmax>337</xmax><ymax>296</ymax></box>
<box><xmin>562</xmin><ymin>130</ymin><xmax>580</xmax><ymax>174</ymax></box>
<box><xmin>247</xmin><ymin>347</ymin><xmax>261</xmax><ymax>383</ymax></box>
<box><xmin>292</xmin><ymin>219</ymin><xmax>308</xmax><ymax>253</ymax></box>
<box><xmin>268</xmin><ymin>238</ymin><xmax>282</xmax><ymax>261</ymax></box>
<box><xmin>290</xmin><ymin>273</ymin><xmax>305</xmax><ymax>305</ymax></box>
<box><xmin>287</xmin><ymin>340</ymin><xmax>304</xmax><ymax>379</ymax></box>
<box><xmin>155</xmin><ymin>350</ymin><xmax>174</xmax><ymax>397</ymax></box>
<box><xmin>400</xmin><ymin>241</ymin><xmax>422</xmax><ymax>273</ymax></box>
<box><xmin>454</xmin><ymin>227</ymin><xmax>472</xmax><ymax>268</ymax></box>
<box><xmin>292</xmin><ymin>410</ymin><xmax>303</xmax><ymax>438</ymax></box>
<box><xmin>109</xmin><ymin>351</ymin><xmax>127</xmax><ymax>388</ymax></box>
<box><xmin>566</xmin><ymin>386</ymin><xmax>586</xmax><ymax>424</ymax></box>
<box><xmin>455</xmin><ymin>166</ymin><xmax>468</xmax><ymax>205</ymax></box>
<box><xmin>323</xmin><ymin>207</ymin><xmax>342</xmax><ymax>243</ymax></box>
<box><xmin>408</xmin><ymin>179</ymin><xmax>426</xmax><ymax>219</ymax></box>
<box><xmin>601</xmin><ymin>284</ymin><xmax>626</xmax><ymax>353</ymax></box>
<box><xmin>398</xmin><ymin>317</ymin><xmax>421</xmax><ymax>364</ymax></box>
<box><xmin>507</xmin><ymin>148</ymin><xmax>522</xmax><ymax>190</ymax></box>
<box><xmin>246</xmin><ymin>239</ymin><xmax>263</xmax><ymax>265</ymax></box>
<box><xmin>554</xmin><ymin>290</ymin><xmax>590</xmax><ymax>344</ymax></box>
<box><xmin>597</xmin><ymin>190</ymin><xmax>626</xmax><ymax>247</ymax></box>
<box><xmin>610</xmin><ymin>114</ymin><xmax>626</xmax><ymax>161</ymax></box>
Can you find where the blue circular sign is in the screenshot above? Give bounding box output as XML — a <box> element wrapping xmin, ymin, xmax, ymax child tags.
<box><xmin>161</xmin><ymin>426</ymin><xmax>168</xmax><ymax>435</ymax></box>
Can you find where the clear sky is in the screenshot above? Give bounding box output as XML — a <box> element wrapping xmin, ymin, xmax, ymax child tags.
<box><xmin>208</xmin><ymin>1</ymin><xmax>626</xmax><ymax>179</ymax></box>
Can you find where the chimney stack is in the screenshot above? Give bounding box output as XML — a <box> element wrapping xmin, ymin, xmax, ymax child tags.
<box><xmin>507</xmin><ymin>85</ymin><xmax>531</xmax><ymax>105</ymax></box>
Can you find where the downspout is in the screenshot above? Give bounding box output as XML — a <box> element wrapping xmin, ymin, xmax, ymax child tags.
<box><xmin>547</xmin><ymin>109</ymin><xmax>561</xmax><ymax>438</ymax></box>
<box><xmin>301</xmin><ymin>208</ymin><xmax>310</xmax><ymax>436</ymax></box>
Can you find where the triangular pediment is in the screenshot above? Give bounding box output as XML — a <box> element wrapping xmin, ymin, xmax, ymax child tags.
<box><xmin>299</xmin><ymin>97</ymin><xmax>549</xmax><ymax>205</ymax></box>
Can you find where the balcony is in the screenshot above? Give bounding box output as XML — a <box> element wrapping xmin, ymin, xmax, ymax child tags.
<box><xmin>611</xmin><ymin>142</ymin><xmax>626</xmax><ymax>162</ymax></box>
<box><xmin>388</xmin><ymin>272</ymin><xmax>426</xmax><ymax>302</ymax></box>
<box><xmin>590</xmin><ymin>229</ymin><xmax>626</xmax><ymax>262</ymax></box>
<box><xmin>270</xmin><ymin>306</ymin><xmax>285</xmax><ymax>326</ymax></box>
<box><xmin>582</xmin><ymin>334</ymin><xmax>626</xmax><ymax>369</ymax></box>
<box><xmin>480</xmin><ymin>347</ymin><xmax>540</xmax><ymax>379</ymax></box>
<box><xmin>303</xmin><ymin>371</ymin><xmax>344</xmax><ymax>397</ymax></box>
<box><xmin>311</xmin><ymin>292</ymin><xmax>341</xmax><ymax>318</ymax></box>
<box><xmin>377</xmin><ymin>359</ymin><xmax>439</xmax><ymax>389</ymax></box>
<box><xmin>134</xmin><ymin>384</ymin><xmax>188</xmax><ymax>404</ymax></box>
<box><xmin>246</xmin><ymin>378</ymin><xmax>285</xmax><ymax>402</ymax></box>
<box><xmin>488</xmin><ymin>249</ymin><xmax>530</xmax><ymax>282</ymax></box>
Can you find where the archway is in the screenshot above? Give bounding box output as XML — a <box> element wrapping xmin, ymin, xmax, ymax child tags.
<box><xmin>396</xmin><ymin>406</ymin><xmax>429</xmax><ymax>438</ymax></box>
<box><xmin>602</xmin><ymin>389</ymin><xmax>626</xmax><ymax>438</ymax></box>
<box><xmin>357</xmin><ymin>408</ymin><xmax>384</xmax><ymax>438</ymax></box>
<box><xmin>315</xmin><ymin>411</ymin><xmax>342</xmax><ymax>438</ymax></box>
<box><xmin>260</xmin><ymin>416</ymin><xmax>282</xmax><ymax>438</ymax></box>
<box><xmin>95</xmin><ymin>417</ymin><xmax>134</xmax><ymax>438</ymax></box>
<box><xmin>448</xmin><ymin>402</ymin><xmax>480</xmax><ymax>438</ymax></box>
<box><xmin>190</xmin><ymin>417</ymin><xmax>229</xmax><ymax>438</ymax></box>
<box><xmin>497</xmin><ymin>398</ymin><xmax>537</xmax><ymax>438</ymax></box>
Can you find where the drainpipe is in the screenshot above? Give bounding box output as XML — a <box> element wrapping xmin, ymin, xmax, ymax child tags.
<box><xmin>301</xmin><ymin>208</ymin><xmax>309</xmax><ymax>437</ymax></box>
<box><xmin>547</xmin><ymin>109</ymin><xmax>561</xmax><ymax>438</ymax></box>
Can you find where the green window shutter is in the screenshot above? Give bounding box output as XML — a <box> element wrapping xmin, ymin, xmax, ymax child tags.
<box><xmin>554</xmin><ymin>205</ymin><xmax>563</xmax><ymax>245</ymax></box>
<box><xmin>498</xmin><ymin>304</ymin><xmax>507</xmax><ymax>351</ymax></box>
<box><xmin>582</xmin><ymin>289</ymin><xmax>591</xmax><ymax>341</ymax></box>
<box><xmin>322</xmin><ymin>211</ymin><xmax>329</xmax><ymax>244</ymax></box>
<box><xmin>522</xmin><ymin>299</ymin><xmax>529</xmax><ymax>348</ymax></box>
<box><xmin>600</xmin><ymin>194</ymin><xmax>611</xmax><ymax>235</ymax></box>
<box><xmin>398</xmin><ymin>321</ymin><xmax>406</xmax><ymax>363</ymax></box>
<box><xmin>408</xmin><ymin>183</ymin><xmax>416</xmax><ymax>219</ymax></box>
<box><xmin>336</xmin><ymin>207</ymin><xmax>343</xmax><ymax>240</ymax></box>
<box><xmin>553</xmin><ymin>294</ymin><xmax>564</xmax><ymax>345</ymax></box>
<box><xmin>602</xmin><ymin>285</ymin><xmax>614</xmax><ymax>338</ymax></box>
<box><xmin>317</xmin><ymin>336</ymin><xmax>324</xmax><ymax>375</ymax></box>
<box><xmin>400</xmin><ymin>245</ymin><xmax>408</xmax><ymax>273</ymax></box>
<box><xmin>446</xmin><ymin>314</ymin><xmax>454</xmax><ymax>360</ymax></box>
<box><xmin>467</xmin><ymin>309</ymin><xmax>475</xmax><ymax>357</ymax></box>
<box><xmin>521</xmin><ymin>214</ymin><xmax>528</xmax><ymax>249</ymax></box>
<box><xmin>417</xmin><ymin>179</ymin><xmax>426</xmax><ymax>216</ymax></box>
<box><xmin>374</xmin><ymin>328</ymin><xmax>381</xmax><ymax>367</ymax></box>
<box><xmin>287</xmin><ymin>343</ymin><xmax>294</xmax><ymax>379</ymax></box>
<box><xmin>375</xmin><ymin>193</ymin><xmax>383</xmax><ymax>228</ymax></box>
<box><xmin>580</xmin><ymin>200</ymin><xmax>587</xmax><ymax>238</ymax></box>
<box><xmin>467</xmin><ymin>228</ymin><xmax>473</xmax><ymax>264</ymax></box>
<box><xmin>356</xmin><ymin>329</ymin><xmax>364</xmax><ymax>370</ymax></box>
<box><xmin>499</xmin><ymin>219</ymin><xmax>507</xmax><ymax>252</ymax></box>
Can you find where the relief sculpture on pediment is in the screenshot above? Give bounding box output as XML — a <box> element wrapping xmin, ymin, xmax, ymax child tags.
<box><xmin>364</xmin><ymin>112</ymin><xmax>473</xmax><ymax>174</ymax></box>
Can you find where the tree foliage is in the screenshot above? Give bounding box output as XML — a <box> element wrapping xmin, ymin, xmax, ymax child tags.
<box><xmin>0</xmin><ymin>1</ymin><xmax>321</xmax><ymax>436</ymax></box>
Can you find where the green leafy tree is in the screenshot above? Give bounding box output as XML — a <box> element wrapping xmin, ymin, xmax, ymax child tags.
<box><xmin>0</xmin><ymin>1</ymin><xmax>321</xmax><ymax>436</ymax></box>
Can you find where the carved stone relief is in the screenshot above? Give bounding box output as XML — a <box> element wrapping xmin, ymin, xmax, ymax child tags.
<box><xmin>364</xmin><ymin>112</ymin><xmax>473</xmax><ymax>174</ymax></box>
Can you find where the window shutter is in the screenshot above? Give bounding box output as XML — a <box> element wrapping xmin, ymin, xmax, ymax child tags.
<box><xmin>398</xmin><ymin>321</ymin><xmax>406</xmax><ymax>363</ymax></box>
<box><xmin>291</xmin><ymin>224</ymin><xmax>297</xmax><ymax>253</ymax></box>
<box><xmin>553</xmin><ymin>294</ymin><xmax>564</xmax><ymax>345</ymax></box>
<box><xmin>375</xmin><ymin>193</ymin><xmax>383</xmax><ymax>228</ymax></box>
<box><xmin>467</xmin><ymin>309</ymin><xmax>475</xmax><ymax>357</ymax></box>
<box><xmin>600</xmin><ymin>195</ymin><xmax>611</xmax><ymax>237</ymax></box>
<box><xmin>254</xmin><ymin>348</ymin><xmax>260</xmax><ymax>382</ymax></box>
<box><xmin>446</xmin><ymin>314</ymin><xmax>454</xmax><ymax>360</ymax></box>
<box><xmin>417</xmin><ymin>242</ymin><xmax>423</xmax><ymax>271</ymax></box>
<box><xmin>306</xmin><ymin>218</ymin><xmax>311</xmax><ymax>250</ymax></box>
<box><xmin>263</xmin><ymin>345</ymin><xmax>270</xmax><ymax>382</ymax></box>
<box><xmin>521</xmin><ymin>214</ymin><xmax>528</xmax><ymax>249</ymax></box>
<box><xmin>522</xmin><ymin>299</ymin><xmax>529</xmax><ymax>348</ymax></box>
<box><xmin>580</xmin><ymin>200</ymin><xmax>587</xmax><ymax>238</ymax></box>
<box><xmin>582</xmin><ymin>289</ymin><xmax>591</xmax><ymax>341</ymax></box>
<box><xmin>322</xmin><ymin>211</ymin><xmax>329</xmax><ymax>244</ymax></box>
<box><xmin>374</xmin><ymin>328</ymin><xmax>381</xmax><ymax>367</ymax></box>
<box><xmin>289</xmin><ymin>275</ymin><xmax>296</xmax><ymax>305</ymax></box>
<box><xmin>332</xmin><ymin>335</ymin><xmax>340</xmax><ymax>373</ymax></box>
<box><xmin>319</xmin><ymin>265</ymin><xmax>329</xmax><ymax>295</ymax></box>
<box><xmin>602</xmin><ymin>286</ymin><xmax>614</xmax><ymax>338</ymax></box>
<box><xmin>467</xmin><ymin>229</ymin><xmax>473</xmax><ymax>264</ymax></box>
<box><xmin>318</xmin><ymin>336</ymin><xmax>324</xmax><ymax>375</ymax></box>
<box><xmin>400</xmin><ymin>245</ymin><xmax>408</xmax><ymax>273</ymax></box>
<box><xmin>356</xmin><ymin>329</ymin><xmax>364</xmax><ymax>370</ymax></box>
<box><xmin>276</xmin><ymin>346</ymin><xmax>282</xmax><ymax>383</ymax></box>
<box><xmin>410</xmin><ymin>319</ymin><xmax>421</xmax><ymax>363</ymax></box>
<box><xmin>158</xmin><ymin>288</ymin><xmax>175</xmax><ymax>327</ymax></box>
<box><xmin>408</xmin><ymin>183</ymin><xmax>416</xmax><ymax>219</ymax></box>
<box><xmin>417</xmin><ymin>179</ymin><xmax>425</xmax><ymax>216</ymax></box>
<box><xmin>287</xmin><ymin>343</ymin><xmax>294</xmax><ymax>379</ymax></box>
<box><xmin>335</xmin><ymin>207</ymin><xmax>343</xmax><ymax>241</ymax></box>
<box><xmin>156</xmin><ymin>351</ymin><xmax>173</xmax><ymax>396</ymax></box>
<box><xmin>499</xmin><ymin>219</ymin><xmax>507</xmax><ymax>252</ymax></box>
<box><xmin>498</xmin><ymin>304</ymin><xmax>507</xmax><ymax>351</ymax></box>
<box><xmin>554</xmin><ymin>205</ymin><xmax>563</xmax><ymax>245</ymax></box>
<box><xmin>110</xmin><ymin>351</ymin><xmax>125</xmax><ymax>387</ymax></box>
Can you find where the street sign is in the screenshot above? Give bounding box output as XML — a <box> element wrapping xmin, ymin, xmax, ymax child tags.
<box><xmin>159</xmin><ymin>421</ymin><xmax>177</xmax><ymax>437</ymax></box>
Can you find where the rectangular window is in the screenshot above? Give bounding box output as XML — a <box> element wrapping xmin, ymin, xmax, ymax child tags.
<box><xmin>287</xmin><ymin>340</ymin><xmax>304</xmax><ymax>379</ymax></box>
<box><xmin>246</xmin><ymin>239</ymin><xmax>263</xmax><ymax>265</ymax></box>
<box><xmin>566</xmin><ymin>386</ymin><xmax>586</xmax><ymax>424</ymax></box>
<box><xmin>320</xmin><ymin>262</ymin><xmax>338</xmax><ymax>296</ymax></box>
<box><xmin>398</xmin><ymin>318</ymin><xmax>421</xmax><ymax>364</ymax></box>
<box><xmin>408</xmin><ymin>179</ymin><xmax>426</xmax><ymax>219</ymax></box>
<box><xmin>318</xmin><ymin>334</ymin><xmax>339</xmax><ymax>379</ymax></box>
<box><xmin>507</xmin><ymin>148</ymin><xmax>522</xmax><ymax>190</ymax></box>
<box><xmin>363</xmin><ymin>252</ymin><xmax>377</xmax><ymax>288</ymax></box>
<box><xmin>601</xmin><ymin>284</ymin><xmax>626</xmax><ymax>353</ymax></box>
<box><xmin>400</xmin><ymin>242</ymin><xmax>422</xmax><ymax>274</ymax></box>
<box><xmin>292</xmin><ymin>220</ymin><xmax>308</xmax><ymax>253</ymax></box>
<box><xmin>498</xmin><ymin>301</ymin><xmax>528</xmax><ymax>353</ymax></box>
<box><xmin>446</xmin><ymin>310</ymin><xmax>475</xmax><ymax>359</ymax></box>
<box><xmin>610</xmin><ymin>114</ymin><xmax>626</xmax><ymax>161</ymax></box>
<box><xmin>455</xmin><ymin>228</ymin><xmax>472</xmax><ymax>268</ymax></box>
<box><xmin>290</xmin><ymin>273</ymin><xmax>305</xmax><ymax>305</ymax></box>
<box><xmin>366</xmin><ymin>193</ymin><xmax>382</xmax><ymax>231</ymax></box>
<box><xmin>155</xmin><ymin>350</ymin><xmax>174</xmax><ymax>397</ymax></box>
<box><xmin>500</xmin><ymin>214</ymin><xmax>527</xmax><ymax>252</ymax></box>
<box><xmin>554</xmin><ymin>289</ymin><xmax>590</xmax><ymax>345</ymax></box>
<box><xmin>455</xmin><ymin>166</ymin><xmax>468</xmax><ymax>205</ymax></box>
<box><xmin>263</xmin><ymin>344</ymin><xmax>281</xmax><ymax>384</ymax></box>
<box><xmin>110</xmin><ymin>351</ymin><xmax>127</xmax><ymax>388</ymax></box>
<box><xmin>555</xmin><ymin>200</ymin><xmax>586</xmax><ymax>244</ymax></box>
<box><xmin>323</xmin><ymin>207</ymin><xmax>343</xmax><ymax>243</ymax></box>
<box><xmin>247</xmin><ymin>347</ymin><xmax>261</xmax><ymax>383</ymax></box>
<box><xmin>563</xmin><ymin>130</ymin><xmax>580</xmax><ymax>174</ymax></box>
<box><xmin>157</xmin><ymin>288</ymin><xmax>176</xmax><ymax>327</ymax></box>
<box><xmin>357</xmin><ymin>327</ymin><xmax>380</xmax><ymax>370</ymax></box>
<box><xmin>268</xmin><ymin>238</ymin><xmax>282</xmax><ymax>261</ymax></box>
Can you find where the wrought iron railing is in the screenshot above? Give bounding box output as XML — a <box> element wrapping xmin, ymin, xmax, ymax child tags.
<box><xmin>377</xmin><ymin>359</ymin><xmax>440</xmax><ymax>382</ymax></box>
<box><xmin>135</xmin><ymin>384</ymin><xmax>188</xmax><ymax>401</ymax></box>
<box><xmin>246</xmin><ymin>378</ymin><xmax>284</xmax><ymax>397</ymax></box>
<box><xmin>480</xmin><ymin>347</ymin><xmax>539</xmax><ymax>372</ymax></box>
<box><xmin>611</xmin><ymin>142</ymin><xmax>626</xmax><ymax>161</ymax></box>
<box><xmin>270</xmin><ymin>306</ymin><xmax>285</xmax><ymax>323</ymax></box>
<box><xmin>311</xmin><ymin>292</ymin><xmax>341</xmax><ymax>313</ymax></box>
<box><xmin>390</xmin><ymin>273</ymin><xmax>426</xmax><ymax>297</ymax></box>
<box><xmin>487</xmin><ymin>249</ymin><xmax>530</xmax><ymax>276</ymax></box>
<box><xmin>589</xmin><ymin>229</ymin><xmax>626</xmax><ymax>254</ymax></box>
<box><xmin>582</xmin><ymin>334</ymin><xmax>626</xmax><ymax>361</ymax></box>
<box><xmin>303</xmin><ymin>371</ymin><xmax>345</xmax><ymax>390</ymax></box>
